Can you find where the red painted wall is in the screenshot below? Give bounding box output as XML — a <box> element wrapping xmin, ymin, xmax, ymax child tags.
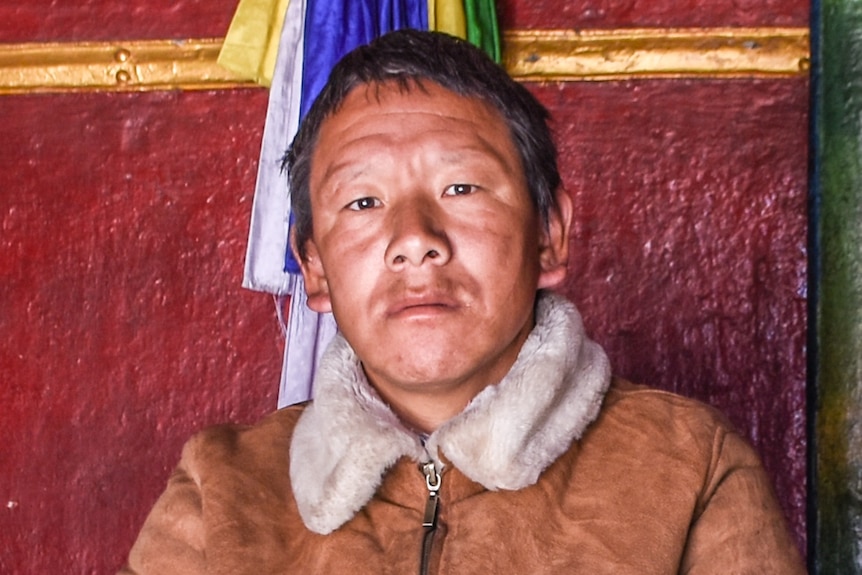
<box><xmin>0</xmin><ymin>90</ymin><xmax>280</xmax><ymax>572</ymax></box>
<box><xmin>0</xmin><ymin>0</ymin><xmax>235</xmax><ymax>42</ymax></box>
<box><xmin>0</xmin><ymin>1</ymin><xmax>809</xmax><ymax>572</ymax></box>
<box><xmin>499</xmin><ymin>0</ymin><xmax>809</xmax><ymax>28</ymax></box>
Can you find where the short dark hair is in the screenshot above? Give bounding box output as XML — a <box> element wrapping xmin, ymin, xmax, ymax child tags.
<box><xmin>285</xmin><ymin>29</ymin><xmax>561</xmax><ymax>260</ymax></box>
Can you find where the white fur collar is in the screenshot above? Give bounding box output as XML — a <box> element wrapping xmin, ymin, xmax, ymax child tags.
<box><xmin>289</xmin><ymin>292</ymin><xmax>611</xmax><ymax>534</ymax></box>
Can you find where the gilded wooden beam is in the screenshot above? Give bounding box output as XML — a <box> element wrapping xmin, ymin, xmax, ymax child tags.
<box><xmin>0</xmin><ymin>39</ymin><xmax>255</xmax><ymax>94</ymax></box>
<box><xmin>503</xmin><ymin>28</ymin><xmax>810</xmax><ymax>81</ymax></box>
<box><xmin>0</xmin><ymin>27</ymin><xmax>809</xmax><ymax>94</ymax></box>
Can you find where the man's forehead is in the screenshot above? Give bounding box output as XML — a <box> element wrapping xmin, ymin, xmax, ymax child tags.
<box><xmin>311</xmin><ymin>80</ymin><xmax>516</xmax><ymax>173</ymax></box>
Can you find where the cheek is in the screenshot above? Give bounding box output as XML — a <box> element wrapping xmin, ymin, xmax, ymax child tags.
<box><xmin>456</xmin><ymin>215</ymin><xmax>540</xmax><ymax>266</ymax></box>
<box><xmin>318</xmin><ymin>231</ymin><xmax>381</xmax><ymax>304</ymax></box>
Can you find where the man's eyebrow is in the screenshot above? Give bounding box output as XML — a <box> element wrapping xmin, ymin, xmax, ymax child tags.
<box><xmin>320</xmin><ymin>161</ymin><xmax>367</xmax><ymax>183</ymax></box>
<box><xmin>315</xmin><ymin>133</ymin><xmax>392</xmax><ymax>190</ymax></box>
<box><xmin>436</xmin><ymin>141</ymin><xmax>516</xmax><ymax>173</ymax></box>
<box><xmin>316</xmin><ymin>147</ymin><xmax>378</xmax><ymax>191</ymax></box>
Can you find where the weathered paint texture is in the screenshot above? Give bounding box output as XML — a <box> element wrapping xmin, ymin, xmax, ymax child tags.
<box><xmin>0</xmin><ymin>0</ymin><xmax>810</xmax><ymax>573</ymax></box>
<box><xmin>813</xmin><ymin>0</ymin><xmax>862</xmax><ymax>572</ymax></box>
<box><xmin>0</xmin><ymin>89</ymin><xmax>280</xmax><ymax>573</ymax></box>
<box><xmin>499</xmin><ymin>0</ymin><xmax>809</xmax><ymax>28</ymax></box>
<box><xmin>0</xmin><ymin>0</ymin><xmax>236</xmax><ymax>42</ymax></box>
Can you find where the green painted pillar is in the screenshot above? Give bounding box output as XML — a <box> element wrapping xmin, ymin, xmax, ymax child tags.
<box><xmin>813</xmin><ymin>0</ymin><xmax>862</xmax><ymax>571</ymax></box>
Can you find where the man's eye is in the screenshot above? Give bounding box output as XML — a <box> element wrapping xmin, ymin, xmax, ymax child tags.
<box><xmin>347</xmin><ymin>197</ymin><xmax>381</xmax><ymax>211</ymax></box>
<box><xmin>443</xmin><ymin>183</ymin><xmax>477</xmax><ymax>196</ymax></box>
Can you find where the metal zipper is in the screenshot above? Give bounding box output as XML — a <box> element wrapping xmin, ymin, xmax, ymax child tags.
<box><xmin>419</xmin><ymin>461</ymin><xmax>441</xmax><ymax>575</ymax></box>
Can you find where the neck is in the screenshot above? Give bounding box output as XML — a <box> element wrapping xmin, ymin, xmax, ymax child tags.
<box><xmin>371</xmin><ymin>379</ymin><xmax>488</xmax><ymax>434</ymax></box>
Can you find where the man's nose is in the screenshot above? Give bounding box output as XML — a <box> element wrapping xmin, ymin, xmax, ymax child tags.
<box><xmin>384</xmin><ymin>203</ymin><xmax>451</xmax><ymax>270</ymax></box>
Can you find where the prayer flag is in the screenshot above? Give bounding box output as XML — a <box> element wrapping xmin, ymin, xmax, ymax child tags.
<box><xmin>218</xmin><ymin>0</ymin><xmax>291</xmax><ymax>87</ymax></box>
<box><xmin>429</xmin><ymin>0</ymin><xmax>466</xmax><ymax>41</ymax></box>
<box><xmin>240</xmin><ymin>0</ymin><xmax>304</xmax><ymax>296</ymax></box>
<box><xmin>299</xmin><ymin>0</ymin><xmax>427</xmax><ymax>119</ymax></box>
<box><xmin>464</xmin><ymin>0</ymin><xmax>500</xmax><ymax>62</ymax></box>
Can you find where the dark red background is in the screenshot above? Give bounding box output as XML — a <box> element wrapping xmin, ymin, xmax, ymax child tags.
<box><xmin>0</xmin><ymin>1</ymin><xmax>809</xmax><ymax>572</ymax></box>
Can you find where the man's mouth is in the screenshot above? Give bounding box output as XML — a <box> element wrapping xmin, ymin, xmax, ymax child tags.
<box><xmin>386</xmin><ymin>294</ymin><xmax>459</xmax><ymax>318</ymax></box>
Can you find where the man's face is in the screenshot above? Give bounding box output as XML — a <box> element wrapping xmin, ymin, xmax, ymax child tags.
<box><xmin>298</xmin><ymin>81</ymin><xmax>569</xmax><ymax>407</ymax></box>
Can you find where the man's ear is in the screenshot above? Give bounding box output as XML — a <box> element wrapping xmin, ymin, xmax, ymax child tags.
<box><xmin>537</xmin><ymin>189</ymin><xmax>573</xmax><ymax>290</ymax></box>
<box><xmin>290</xmin><ymin>230</ymin><xmax>333</xmax><ymax>313</ymax></box>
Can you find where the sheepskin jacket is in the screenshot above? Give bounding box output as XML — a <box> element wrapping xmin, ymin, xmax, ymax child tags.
<box><xmin>120</xmin><ymin>293</ymin><xmax>804</xmax><ymax>575</ymax></box>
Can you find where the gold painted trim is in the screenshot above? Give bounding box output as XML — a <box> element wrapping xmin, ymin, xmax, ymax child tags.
<box><xmin>0</xmin><ymin>27</ymin><xmax>809</xmax><ymax>94</ymax></box>
<box><xmin>503</xmin><ymin>28</ymin><xmax>810</xmax><ymax>81</ymax></box>
<box><xmin>0</xmin><ymin>39</ymin><xmax>255</xmax><ymax>94</ymax></box>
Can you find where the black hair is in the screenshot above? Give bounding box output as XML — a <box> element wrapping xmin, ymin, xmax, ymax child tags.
<box><xmin>284</xmin><ymin>29</ymin><xmax>560</xmax><ymax>259</ymax></box>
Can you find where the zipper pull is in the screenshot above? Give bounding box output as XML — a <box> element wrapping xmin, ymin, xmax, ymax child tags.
<box><xmin>421</xmin><ymin>461</ymin><xmax>441</xmax><ymax>528</ymax></box>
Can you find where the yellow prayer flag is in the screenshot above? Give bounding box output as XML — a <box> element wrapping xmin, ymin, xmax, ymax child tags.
<box><xmin>429</xmin><ymin>0</ymin><xmax>467</xmax><ymax>39</ymax></box>
<box><xmin>218</xmin><ymin>0</ymin><xmax>290</xmax><ymax>87</ymax></box>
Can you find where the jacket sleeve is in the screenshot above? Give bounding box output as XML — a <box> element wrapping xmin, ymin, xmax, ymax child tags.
<box><xmin>118</xmin><ymin>439</ymin><xmax>206</xmax><ymax>575</ymax></box>
<box><xmin>680</xmin><ymin>426</ymin><xmax>806</xmax><ymax>575</ymax></box>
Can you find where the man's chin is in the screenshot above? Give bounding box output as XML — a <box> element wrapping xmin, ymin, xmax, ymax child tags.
<box><xmin>361</xmin><ymin>350</ymin><xmax>504</xmax><ymax>398</ymax></box>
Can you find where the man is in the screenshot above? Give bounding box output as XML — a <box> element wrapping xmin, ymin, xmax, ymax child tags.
<box><xmin>121</xmin><ymin>30</ymin><xmax>804</xmax><ymax>574</ymax></box>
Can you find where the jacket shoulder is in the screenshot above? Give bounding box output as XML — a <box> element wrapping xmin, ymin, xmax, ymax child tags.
<box><xmin>604</xmin><ymin>378</ymin><xmax>729</xmax><ymax>416</ymax></box>
<box><xmin>599</xmin><ymin>378</ymin><xmax>738</xmax><ymax>443</ymax></box>
<box><xmin>581</xmin><ymin>378</ymin><xmax>804</xmax><ymax>573</ymax></box>
<box><xmin>181</xmin><ymin>403</ymin><xmax>308</xmax><ymax>480</ymax></box>
<box><xmin>120</xmin><ymin>404</ymin><xmax>311</xmax><ymax>575</ymax></box>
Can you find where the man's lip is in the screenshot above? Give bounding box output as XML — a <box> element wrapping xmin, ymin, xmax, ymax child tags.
<box><xmin>386</xmin><ymin>295</ymin><xmax>459</xmax><ymax>317</ymax></box>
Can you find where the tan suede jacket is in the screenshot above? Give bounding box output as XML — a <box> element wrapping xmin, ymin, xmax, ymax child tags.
<box><xmin>121</xmin><ymin>294</ymin><xmax>804</xmax><ymax>574</ymax></box>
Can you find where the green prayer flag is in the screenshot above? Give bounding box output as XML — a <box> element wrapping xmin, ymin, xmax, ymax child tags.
<box><xmin>463</xmin><ymin>0</ymin><xmax>500</xmax><ymax>63</ymax></box>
